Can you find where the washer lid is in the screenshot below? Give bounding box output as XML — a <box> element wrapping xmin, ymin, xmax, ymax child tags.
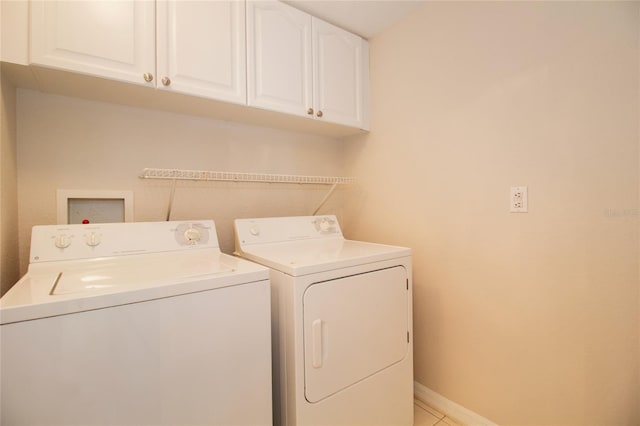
<box><xmin>236</xmin><ymin>238</ymin><xmax>410</xmax><ymax>276</ymax></box>
<box><xmin>0</xmin><ymin>250</ymin><xmax>268</xmax><ymax>325</ymax></box>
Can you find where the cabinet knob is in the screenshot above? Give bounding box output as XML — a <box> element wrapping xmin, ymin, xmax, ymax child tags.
<box><xmin>307</xmin><ymin>108</ymin><xmax>314</xmax><ymax>115</ymax></box>
<box><xmin>143</xmin><ymin>72</ymin><xmax>154</xmax><ymax>82</ymax></box>
<box><xmin>316</xmin><ymin>110</ymin><xmax>323</xmax><ymax>118</ymax></box>
<box><xmin>162</xmin><ymin>77</ymin><xmax>171</xmax><ymax>86</ymax></box>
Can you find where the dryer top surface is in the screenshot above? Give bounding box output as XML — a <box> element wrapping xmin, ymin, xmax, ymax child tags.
<box><xmin>236</xmin><ymin>238</ymin><xmax>410</xmax><ymax>276</ymax></box>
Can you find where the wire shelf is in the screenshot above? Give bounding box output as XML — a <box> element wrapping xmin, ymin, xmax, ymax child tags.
<box><xmin>139</xmin><ymin>168</ymin><xmax>356</xmax><ymax>185</ymax></box>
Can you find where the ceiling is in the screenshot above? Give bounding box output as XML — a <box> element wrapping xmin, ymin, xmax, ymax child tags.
<box><xmin>284</xmin><ymin>1</ymin><xmax>426</xmax><ymax>39</ymax></box>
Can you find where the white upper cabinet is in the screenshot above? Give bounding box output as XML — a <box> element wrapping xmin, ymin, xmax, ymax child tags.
<box><xmin>312</xmin><ymin>18</ymin><xmax>368</xmax><ymax>129</ymax></box>
<box><xmin>30</xmin><ymin>1</ymin><xmax>156</xmax><ymax>87</ymax></box>
<box><xmin>246</xmin><ymin>1</ymin><xmax>313</xmax><ymax>117</ymax></box>
<box><xmin>26</xmin><ymin>0</ymin><xmax>369</xmax><ymax>132</ymax></box>
<box><xmin>30</xmin><ymin>1</ymin><xmax>246</xmax><ymax>104</ymax></box>
<box><xmin>156</xmin><ymin>1</ymin><xmax>246</xmax><ymax>104</ymax></box>
<box><xmin>247</xmin><ymin>1</ymin><xmax>369</xmax><ymax>129</ymax></box>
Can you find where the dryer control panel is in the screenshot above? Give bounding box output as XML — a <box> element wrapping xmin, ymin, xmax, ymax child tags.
<box><xmin>235</xmin><ymin>215</ymin><xmax>343</xmax><ymax>247</ymax></box>
<box><xmin>30</xmin><ymin>220</ymin><xmax>218</xmax><ymax>263</ymax></box>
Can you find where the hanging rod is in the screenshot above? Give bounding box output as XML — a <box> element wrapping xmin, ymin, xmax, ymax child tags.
<box><xmin>139</xmin><ymin>168</ymin><xmax>356</xmax><ymax>185</ymax></box>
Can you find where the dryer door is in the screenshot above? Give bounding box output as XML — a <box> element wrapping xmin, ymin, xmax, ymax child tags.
<box><xmin>303</xmin><ymin>266</ymin><xmax>409</xmax><ymax>403</ymax></box>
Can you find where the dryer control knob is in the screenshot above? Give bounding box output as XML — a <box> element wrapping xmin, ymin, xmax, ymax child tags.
<box><xmin>85</xmin><ymin>232</ymin><xmax>101</xmax><ymax>247</ymax></box>
<box><xmin>250</xmin><ymin>225</ymin><xmax>260</xmax><ymax>236</ymax></box>
<box><xmin>184</xmin><ymin>227</ymin><xmax>201</xmax><ymax>243</ymax></box>
<box><xmin>319</xmin><ymin>220</ymin><xmax>331</xmax><ymax>232</ymax></box>
<box><xmin>54</xmin><ymin>235</ymin><xmax>71</xmax><ymax>249</ymax></box>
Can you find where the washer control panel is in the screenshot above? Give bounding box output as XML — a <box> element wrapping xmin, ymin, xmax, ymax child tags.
<box><xmin>174</xmin><ymin>222</ymin><xmax>210</xmax><ymax>246</ymax></box>
<box><xmin>30</xmin><ymin>220</ymin><xmax>218</xmax><ymax>263</ymax></box>
<box><xmin>312</xmin><ymin>216</ymin><xmax>338</xmax><ymax>234</ymax></box>
<box><xmin>235</xmin><ymin>215</ymin><xmax>343</xmax><ymax>247</ymax></box>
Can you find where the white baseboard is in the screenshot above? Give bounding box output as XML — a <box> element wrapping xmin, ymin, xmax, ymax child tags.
<box><xmin>414</xmin><ymin>381</ymin><xmax>498</xmax><ymax>426</ymax></box>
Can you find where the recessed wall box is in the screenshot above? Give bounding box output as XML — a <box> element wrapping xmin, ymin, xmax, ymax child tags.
<box><xmin>57</xmin><ymin>190</ymin><xmax>134</xmax><ymax>225</ymax></box>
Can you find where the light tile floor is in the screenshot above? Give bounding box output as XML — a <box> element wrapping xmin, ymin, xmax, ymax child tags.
<box><xmin>414</xmin><ymin>399</ymin><xmax>463</xmax><ymax>426</ymax></box>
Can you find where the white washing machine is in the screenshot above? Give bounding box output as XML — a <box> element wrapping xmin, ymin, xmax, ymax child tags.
<box><xmin>234</xmin><ymin>215</ymin><xmax>413</xmax><ymax>426</ymax></box>
<box><xmin>1</xmin><ymin>220</ymin><xmax>272</xmax><ymax>426</ymax></box>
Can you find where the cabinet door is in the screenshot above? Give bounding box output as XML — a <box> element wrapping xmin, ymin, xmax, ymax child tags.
<box><xmin>312</xmin><ymin>18</ymin><xmax>368</xmax><ymax>129</ymax></box>
<box><xmin>156</xmin><ymin>1</ymin><xmax>246</xmax><ymax>105</ymax></box>
<box><xmin>30</xmin><ymin>1</ymin><xmax>155</xmax><ymax>87</ymax></box>
<box><xmin>246</xmin><ymin>0</ymin><xmax>313</xmax><ymax>117</ymax></box>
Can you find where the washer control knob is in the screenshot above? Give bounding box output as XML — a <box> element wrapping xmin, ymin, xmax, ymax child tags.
<box><xmin>184</xmin><ymin>227</ymin><xmax>201</xmax><ymax>243</ymax></box>
<box><xmin>313</xmin><ymin>217</ymin><xmax>336</xmax><ymax>234</ymax></box>
<box><xmin>54</xmin><ymin>235</ymin><xmax>71</xmax><ymax>249</ymax></box>
<box><xmin>85</xmin><ymin>232</ymin><xmax>101</xmax><ymax>247</ymax></box>
<box><xmin>319</xmin><ymin>220</ymin><xmax>331</xmax><ymax>232</ymax></box>
<box><xmin>250</xmin><ymin>225</ymin><xmax>260</xmax><ymax>236</ymax></box>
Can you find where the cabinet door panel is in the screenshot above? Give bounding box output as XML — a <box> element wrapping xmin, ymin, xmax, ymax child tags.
<box><xmin>313</xmin><ymin>18</ymin><xmax>367</xmax><ymax>129</ymax></box>
<box><xmin>247</xmin><ymin>0</ymin><xmax>312</xmax><ymax>116</ymax></box>
<box><xmin>30</xmin><ymin>1</ymin><xmax>155</xmax><ymax>86</ymax></box>
<box><xmin>157</xmin><ymin>1</ymin><xmax>246</xmax><ymax>104</ymax></box>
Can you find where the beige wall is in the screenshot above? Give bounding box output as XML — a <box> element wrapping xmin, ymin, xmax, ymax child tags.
<box><xmin>16</xmin><ymin>89</ymin><xmax>346</xmax><ymax>274</ymax></box>
<box><xmin>344</xmin><ymin>2</ymin><xmax>639</xmax><ymax>425</ymax></box>
<box><xmin>0</xmin><ymin>71</ymin><xmax>20</xmax><ymax>294</ymax></box>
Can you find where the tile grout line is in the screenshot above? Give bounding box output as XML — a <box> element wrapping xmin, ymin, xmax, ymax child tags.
<box><xmin>414</xmin><ymin>403</ymin><xmax>437</xmax><ymax>426</ymax></box>
<box><xmin>415</xmin><ymin>399</ymin><xmax>446</xmax><ymax>420</ymax></box>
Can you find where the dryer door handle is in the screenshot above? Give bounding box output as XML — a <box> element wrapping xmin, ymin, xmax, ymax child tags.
<box><xmin>312</xmin><ymin>319</ymin><xmax>323</xmax><ymax>368</ymax></box>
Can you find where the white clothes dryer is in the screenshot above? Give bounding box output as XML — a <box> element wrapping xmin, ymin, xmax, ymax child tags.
<box><xmin>234</xmin><ymin>215</ymin><xmax>413</xmax><ymax>426</ymax></box>
<box><xmin>1</xmin><ymin>220</ymin><xmax>272</xmax><ymax>426</ymax></box>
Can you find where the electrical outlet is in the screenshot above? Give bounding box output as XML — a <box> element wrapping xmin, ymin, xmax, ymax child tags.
<box><xmin>510</xmin><ymin>186</ymin><xmax>528</xmax><ymax>213</ymax></box>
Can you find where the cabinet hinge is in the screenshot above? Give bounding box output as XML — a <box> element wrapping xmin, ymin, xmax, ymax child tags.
<box><xmin>406</xmin><ymin>279</ymin><xmax>409</xmax><ymax>290</ymax></box>
<box><xmin>407</xmin><ymin>331</ymin><xmax>410</xmax><ymax>343</ymax></box>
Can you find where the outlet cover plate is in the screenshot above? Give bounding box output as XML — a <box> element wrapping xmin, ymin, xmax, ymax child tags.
<box><xmin>510</xmin><ymin>186</ymin><xmax>528</xmax><ymax>213</ymax></box>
